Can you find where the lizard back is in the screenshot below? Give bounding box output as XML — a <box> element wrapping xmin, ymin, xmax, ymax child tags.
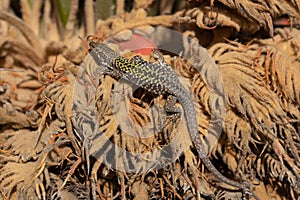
<box><xmin>114</xmin><ymin>55</ymin><xmax>187</xmax><ymax>97</ymax></box>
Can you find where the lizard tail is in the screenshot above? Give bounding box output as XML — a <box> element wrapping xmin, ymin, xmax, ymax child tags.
<box><xmin>177</xmin><ymin>91</ymin><xmax>253</xmax><ymax>196</ymax></box>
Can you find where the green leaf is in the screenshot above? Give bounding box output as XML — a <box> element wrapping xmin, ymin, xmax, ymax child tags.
<box><xmin>55</xmin><ymin>0</ymin><xmax>70</xmax><ymax>28</ymax></box>
<box><xmin>95</xmin><ymin>0</ymin><xmax>114</xmax><ymax>20</ymax></box>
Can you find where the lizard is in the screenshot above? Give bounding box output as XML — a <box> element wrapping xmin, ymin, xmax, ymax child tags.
<box><xmin>88</xmin><ymin>42</ymin><xmax>255</xmax><ymax>198</ymax></box>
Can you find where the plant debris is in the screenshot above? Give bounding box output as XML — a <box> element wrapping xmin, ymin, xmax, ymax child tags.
<box><xmin>0</xmin><ymin>0</ymin><xmax>300</xmax><ymax>199</ymax></box>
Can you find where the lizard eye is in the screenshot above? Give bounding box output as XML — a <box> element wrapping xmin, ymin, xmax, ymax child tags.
<box><xmin>89</xmin><ymin>42</ymin><xmax>98</xmax><ymax>48</ymax></box>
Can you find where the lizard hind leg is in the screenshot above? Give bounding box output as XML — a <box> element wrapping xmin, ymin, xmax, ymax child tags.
<box><xmin>164</xmin><ymin>95</ymin><xmax>182</xmax><ymax>121</ymax></box>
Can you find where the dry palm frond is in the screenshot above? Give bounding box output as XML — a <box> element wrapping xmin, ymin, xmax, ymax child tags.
<box><xmin>0</xmin><ymin>39</ymin><xmax>42</xmax><ymax>111</ymax></box>
<box><xmin>0</xmin><ymin>11</ymin><xmax>43</xmax><ymax>57</ymax></box>
<box><xmin>97</xmin><ymin>8</ymin><xmax>176</xmax><ymax>36</ymax></box>
<box><xmin>183</xmin><ymin>0</ymin><xmax>300</xmax><ymax>38</ymax></box>
<box><xmin>254</xmin><ymin>28</ymin><xmax>300</xmax><ymax>108</ymax></box>
<box><xmin>40</xmin><ymin>68</ymin><xmax>81</xmax><ymax>155</ymax></box>
<box><xmin>0</xmin><ymin>119</ymin><xmax>68</xmax><ymax>199</ymax></box>
<box><xmin>46</xmin><ymin>173</ymin><xmax>89</xmax><ymax>200</ymax></box>
<box><xmin>216</xmin><ymin>0</ymin><xmax>300</xmax><ymax>33</ymax></box>
<box><xmin>1</xmin><ymin>1</ymin><xmax>300</xmax><ymax>199</ymax></box>
<box><xmin>178</xmin><ymin>6</ymin><xmax>257</xmax><ymax>33</ymax></box>
<box><xmin>208</xmin><ymin>37</ymin><xmax>300</xmax><ymax>196</ymax></box>
<box><xmin>0</xmin><ymin>158</ymin><xmax>46</xmax><ymax>199</ymax></box>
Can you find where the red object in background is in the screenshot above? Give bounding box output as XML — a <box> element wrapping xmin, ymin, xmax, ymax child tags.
<box><xmin>118</xmin><ymin>34</ymin><xmax>157</xmax><ymax>55</ymax></box>
<box><xmin>274</xmin><ymin>16</ymin><xmax>290</xmax><ymax>26</ymax></box>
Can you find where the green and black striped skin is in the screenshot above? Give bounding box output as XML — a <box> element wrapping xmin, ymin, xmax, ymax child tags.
<box><xmin>89</xmin><ymin>42</ymin><xmax>253</xmax><ymax>197</ymax></box>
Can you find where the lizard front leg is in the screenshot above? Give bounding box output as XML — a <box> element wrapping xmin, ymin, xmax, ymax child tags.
<box><xmin>150</xmin><ymin>49</ymin><xmax>166</xmax><ymax>65</ymax></box>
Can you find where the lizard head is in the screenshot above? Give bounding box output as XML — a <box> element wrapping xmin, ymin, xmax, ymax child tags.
<box><xmin>88</xmin><ymin>42</ymin><xmax>119</xmax><ymax>71</ymax></box>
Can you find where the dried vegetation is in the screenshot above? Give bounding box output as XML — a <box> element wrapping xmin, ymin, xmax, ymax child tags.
<box><xmin>0</xmin><ymin>0</ymin><xmax>300</xmax><ymax>199</ymax></box>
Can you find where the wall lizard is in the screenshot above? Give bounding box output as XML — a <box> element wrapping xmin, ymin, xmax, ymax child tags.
<box><xmin>88</xmin><ymin>42</ymin><xmax>254</xmax><ymax>198</ymax></box>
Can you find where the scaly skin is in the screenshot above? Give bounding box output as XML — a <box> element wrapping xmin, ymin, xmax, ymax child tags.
<box><xmin>89</xmin><ymin>42</ymin><xmax>254</xmax><ymax>198</ymax></box>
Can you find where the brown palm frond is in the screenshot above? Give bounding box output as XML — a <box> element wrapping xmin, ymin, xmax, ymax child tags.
<box><xmin>209</xmin><ymin>37</ymin><xmax>300</xmax><ymax>195</ymax></box>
